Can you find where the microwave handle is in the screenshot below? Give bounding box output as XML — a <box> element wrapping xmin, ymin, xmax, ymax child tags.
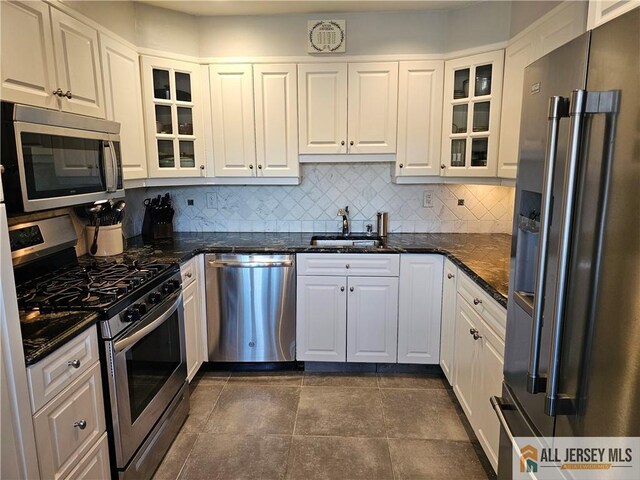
<box><xmin>103</xmin><ymin>141</ymin><xmax>116</xmax><ymax>192</ymax></box>
<box><xmin>109</xmin><ymin>140</ymin><xmax>121</xmax><ymax>191</ymax></box>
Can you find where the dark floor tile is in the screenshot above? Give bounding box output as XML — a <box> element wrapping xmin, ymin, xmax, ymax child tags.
<box><xmin>182</xmin><ymin>384</ymin><xmax>223</xmax><ymax>433</ymax></box>
<box><xmin>286</xmin><ymin>436</ymin><xmax>393</xmax><ymax>480</ymax></box>
<box><xmin>388</xmin><ymin>438</ymin><xmax>489</xmax><ymax>480</ymax></box>
<box><xmin>205</xmin><ymin>385</ymin><xmax>299</xmax><ymax>435</ymax></box>
<box><xmin>179</xmin><ymin>434</ymin><xmax>290</xmax><ymax>480</ymax></box>
<box><xmin>303</xmin><ymin>362</ymin><xmax>377</xmax><ymax>373</ymax></box>
<box><xmin>228</xmin><ymin>371</ymin><xmax>303</xmax><ymax>386</ymax></box>
<box><xmin>152</xmin><ymin>431</ymin><xmax>198</xmax><ymax>480</ymax></box>
<box><xmin>303</xmin><ymin>372</ymin><xmax>378</xmax><ymax>388</ymax></box>
<box><xmin>295</xmin><ymin>387</ymin><xmax>385</xmax><ymax>437</ymax></box>
<box><xmin>381</xmin><ymin>388</ymin><xmax>469</xmax><ymax>441</ymax></box>
<box><xmin>377</xmin><ymin>373</ymin><xmax>447</xmax><ymax>390</ymax></box>
<box><xmin>192</xmin><ymin>370</ymin><xmax>230</xmax><ymax>386</ymax></box>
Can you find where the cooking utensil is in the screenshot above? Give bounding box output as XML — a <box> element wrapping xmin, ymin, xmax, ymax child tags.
<box><xmin>113</xmin><ymin>200</ymin><xmax>126</xmax><ymax>224</ymax></box>
<box><xmin>88</xmin><ymin>204</ymin><xmax>103</xmax><ymax>255</ymax></box>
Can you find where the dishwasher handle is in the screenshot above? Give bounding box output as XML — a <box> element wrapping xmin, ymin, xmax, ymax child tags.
<box><xmin>208</xmin><ymin>259</ymin><xmax>293</xmax><ymax>268</ymax></box>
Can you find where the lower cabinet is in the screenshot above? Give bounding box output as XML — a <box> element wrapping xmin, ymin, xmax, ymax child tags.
<box><xmin>181</xmin><ymin>255</ymin><xmax>205</xmax><ymax>382</ymax></box>
<box><xmin>64</xmin><ymin>433</ymin><xmax>110</xmax><ymax>480</ymax></box>
<box><xmin>397</xmin><ymin>255</ymin><xmax>443</xmax><ymax>364</ymax></box>
<box><xmin>439</xmin><ymin>258</ymin><xmax>458</xmax><ymax>382</ymax></box>
<box><xmin>452</xmin><ymin>272</ymin><xmax>506</xmax><ymax>472</ymax></box>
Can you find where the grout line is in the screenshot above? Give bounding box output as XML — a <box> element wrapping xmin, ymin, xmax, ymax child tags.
<box><xmin>283</xmin><ymin>386</ymin><xmax>302</xmax><ymax>479</ymax></box>
<box><xmin>377</xmin><ymin>381</ymin><xmax>396</xmax><ymax>480</ymax></box>
<box><xmin>174</xmin><ymin>432</ymin><xmax>200</xmax><ymax>480</ymax></box>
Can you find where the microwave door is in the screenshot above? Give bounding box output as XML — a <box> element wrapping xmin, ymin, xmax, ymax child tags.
<box><xmin>13</xmin><ymin>122</ymin><xmax>118</xmax><ymax>211</ymax></box>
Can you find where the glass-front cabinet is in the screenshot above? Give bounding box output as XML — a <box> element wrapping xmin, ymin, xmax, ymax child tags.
<box><xmin>441</xmin><ymin>50</ymin><xmax>504</xmax><ymax>177</ymax></box>
<box><xmin>141</xmin><ymin>56</ymin><xmax>205</xmax><ymax>178</ymax></box>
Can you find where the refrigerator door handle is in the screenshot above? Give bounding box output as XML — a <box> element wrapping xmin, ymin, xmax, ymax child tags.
<box><xmin>544</xmin><ymin>89</ymin><xmax>620</xmax><ymax>417</ymax></box>
<box><xmin>527</xmin><ymin>96</ymin><xmax>569</xmax><ymax>395</ymax></box>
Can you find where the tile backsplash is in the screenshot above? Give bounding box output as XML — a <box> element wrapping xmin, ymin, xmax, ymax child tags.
<box><xmin>123</xmin><ymin>163</ymin><xmax>515</xmax><ymax>237</ymax></box>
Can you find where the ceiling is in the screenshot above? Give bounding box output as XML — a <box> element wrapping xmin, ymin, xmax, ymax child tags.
<box><xmin>138</xmin><ymin>1</ymin><xmax>478</xmax><ymax>17</ymax></box>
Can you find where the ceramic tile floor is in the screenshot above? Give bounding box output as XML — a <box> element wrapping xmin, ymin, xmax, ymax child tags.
<box><xmin>153</xmin><ymin>370</ymin><xmax>495</xmax><ymax>480</ymax></box>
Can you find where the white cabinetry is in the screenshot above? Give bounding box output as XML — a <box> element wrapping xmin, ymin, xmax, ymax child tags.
<box><xmin>397</xmin><ymin>255</ymin><xmax>443</xmax><ymax>364</ymax></box>
<box><xmin>1</xmin><ymin>2</ymin><xmax>104</xmax><ymax>117</ymax></box>
<box><xmin>254</xmin><ymin>64</ymin><xmax>299</xmax><ymax>177</ymax></box>
<box><xmin>209</xmin><ymin>64</ymin><xmax>256</xmax><ymax>177</ymax></box>
<box><xmin>452</xmin><ymin>271</ymin><xmax>506</xmax><ymax>472</ymax></box>
<box><xmin>498</xmin><ymin>1</ymin><xmax>587</xmax><ymax>178</ymax></box>
<box><xmin>181</xmin><ymin>256</ymin><xmax>205</xmax><ymax>382</ymax></box>
<box><xmin>440</xmin><ymin>258</ymin><xmax>457</xmax><ymax>383</ymax></box>
<box><xmin>441</xmin><ymin>50</ymin><xmax>504</xmax><ymax>177</ymax></box>
<box><xmin>587</xmin><ymin>0</ymin><xmax>637</xmax><ymax>29</ymax></box>
<box><xmin>296</xmin><ymin>254</ymin><xmax>399</xmax><ymax>363</ymax></box>
<box><xmin>141</xmin><ymin>56</ymin><xmax>205</xmax><ymax>178</ymax></box>
<box><xmin>100</xmin><ymin>35</ymin><xmax>147</xmax><ymax>180</ymax></box>
<box><xmin>395</xmin><ymin>61</ymin><xmax>444</xmax><ymax>177</ymax></box>
<box><xmin>28</xmin><ymin>327</ymin><xmax>108</xmax><ymax>480</ymax></box>
<box><xmin>298</xmin><ymin>62</ymin><xmax>398</xmax><ymax>156</ymax></box>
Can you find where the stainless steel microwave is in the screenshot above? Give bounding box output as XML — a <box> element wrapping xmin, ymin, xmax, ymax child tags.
<box><xmin>1</xmin><ymin>102</ymin><xmax>123</xmax><ymax>213</ymax></box>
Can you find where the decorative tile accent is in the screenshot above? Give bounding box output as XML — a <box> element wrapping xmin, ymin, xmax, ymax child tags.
<box><xmin>123</xmin><ymin>163</ymin><xmax>515</xmax><ymax>237</ymax></box>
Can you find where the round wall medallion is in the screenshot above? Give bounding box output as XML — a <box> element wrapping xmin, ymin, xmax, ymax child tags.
<box><xmin>308</xmin><ymin>20</ymin><xmax>346</xmax><ymax>53</ymax></box>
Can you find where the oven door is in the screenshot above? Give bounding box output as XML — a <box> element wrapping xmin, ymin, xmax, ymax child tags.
<box><xmin>13</xmin><ymin>122</ymin><xmax>123</xmax><ymax>212</ymax></box>
<box><xmin>107</xmin><ymin>290</ymin><xmax>186</xmax><ymax>467</ymax></box>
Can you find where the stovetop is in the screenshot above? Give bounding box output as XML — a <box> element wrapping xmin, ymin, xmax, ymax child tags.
<box><xmin>16</xmin><ymin>258</ymin><xmax>175</xmax><ymax>316</ymax></box>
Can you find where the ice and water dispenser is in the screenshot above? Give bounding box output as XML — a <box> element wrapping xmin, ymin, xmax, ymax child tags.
<box><xmin>514</xmin><ymin>190</ymin><xmax>542</xmax><ymax>313</ymax></box>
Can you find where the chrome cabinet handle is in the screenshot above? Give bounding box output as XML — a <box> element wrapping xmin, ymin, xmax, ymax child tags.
<box><xmin>345</xmin><ymin>264</ymin><xmax>350</xmax><ymax>269</ymax></box>
<box><xmin>200</xmin><ymin>165</ymin><xmax>205</xmax><ymax>170</ymax></box>
<box><xmin>399</xmin><ymin>164</ymin><xmax>403</xmax><ymax>168</ymax></box>
<box><xmin>64</xmin><ymin>90</ymin><xmax>72</xmax><ymax>99</ymax></box>
<box><xmin>341</xmin><ymin>140</ymin><xmax>345</xmax><ymax>146</ymax></box>
<box><xmin>469</xmin><ymin>328</ymin><xmax>478</xmax><ymax>335</ymax></box>
<box><xmin>73</xmin><ymin>420</ymin><xmax>87</xmax><ymax>430</ymax></box>
<box><xmin>447</xmin><ymin>273</ymin><xmax>455</xmax><ymax>279</ymax></box>
<box><xmin>441</xmin><ymin>164</ymin><xmax>446</xmax><ymax>169</ymax></box>
<box><xmin>249</xmin><ymin>164</ymin><xmax>254</xmax><ymax>169</ymax></box>
<box><xmin>67</xmin><ymin>359</ymin><xmax>81</xmax><ymax>369</ymax></box>
<box><xmin>349</xmin><ymin>140</ymin><xmax>354</xmax><ymax>146</ymax></box>
<box><xmin>473</xmin><ymin>298</ymin><xmax>482</xmax><ymax>305</ymax></box>
<box><xmin>340</xmin><ymin>286</ymin><xmax>345</xmax><ymax>292</ymax></box>
<box><xmin>258</xmin><ymin>165</ymin><xmax>262</xmax><ymax>169</ymax></box>
<box><xmin>52</xmin><ymin>88</ymin><xmax>63</xmax><ymax>97</ymax></box>
<box><xmin>473</xmin><ymin>332</ymin><xmax>482</xmax><ymax>340</ymax></box>
<box><xmin>185</xmin><ymin>272</ymin><xmax>192</xmax><ymax>278</ymax></box>
<box><xmin>349</xmin><ymin>286</ymin><xmax>354</xmax><ymax>292</ymax></box>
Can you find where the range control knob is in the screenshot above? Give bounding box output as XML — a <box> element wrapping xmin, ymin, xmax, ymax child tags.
<box><xmin>136</xmin><ymin>303</ymin><xmax>147</xmax><ymax>315</ymax></box>
<box><xmin>148</xmin><ymin>292</ymin><xmax>162</xmax><ymax>304</ymax></box>
<box><xmin>124</xmin><ymin>306</ymin><xmax>141</xmax><ymax>322</ymax></box>
<box><xmin>162</xmin><ymin>279</ymin><xmax>180</xmax><ymax>294</ymax></box>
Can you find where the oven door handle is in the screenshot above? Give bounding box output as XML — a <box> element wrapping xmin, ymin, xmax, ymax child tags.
<box><xmin>113</xmin><ymin>292</ymin><xmax>182</xmax><ymax>354</ymax></box>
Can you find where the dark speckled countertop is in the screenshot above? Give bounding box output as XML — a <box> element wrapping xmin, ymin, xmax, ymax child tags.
<box><xmin>120</xmin><ymin>232</ymin><xmax>512</xmax><ymax>306</ymax></box>
<box><xmin>22</xmin><ymin>232</ymin><xmax>511</xmax><ymax>365</ymax></box>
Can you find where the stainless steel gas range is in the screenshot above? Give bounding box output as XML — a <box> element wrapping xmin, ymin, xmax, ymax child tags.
<box><xmin>10</xmin><ymin>215</ymin><xmax>189</xmax><ymax>479</ymax></box>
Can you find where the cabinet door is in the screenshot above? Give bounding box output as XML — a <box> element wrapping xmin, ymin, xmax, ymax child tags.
<box><xmin>474</xmin><ymin>320</ymin><xmax>505</xmax><ymax>472</ymax></box>
<box><xmin>297</xmin><ymin>63</ymin><xmax>347</xmax><ymax>154</ymax></box>
<box><xmin>497</xmin><ymin>34</ymin><xmax>536</xmax><ymax>179</ymax></box>
<box><xmin>253</xmin><ymin>64</ymin><xmax>299</xmax><ymax>177</ymax></box>
<box><xmin>210</xmin><ymin>64</ymin><xmax>256</xmax><ymax>177</ymax></box>
<box><xmin>440</xmin><ymin>259</ymin><xmax>458</xmax><ymax>383</ymax></box>
<box><xmin>50</xmin><ymin>8</ymin><xmax>105</xmax><ymax>118</ymax></box>
<box><xmin>397</xmin><ymin>255</ymin><xmax>443</xmax><ymax>364</ymax></box>
<box><xmin>142</xmin><ymin>56</ymin><xmax>205</xmax><ymax>178</ymax></box>
<box><xmin>1</xmin><ymin>1</ymin><xmax>57</xmax><ymax>109</ymax></box>
<box><xmin>64</xmin><ymin>433</ymin><xmax>110</xmax><ymax>480</ymax></box>
<box><xmin>183</xmin><ymin>280</ymin><xmax>202</xmax><ymax>382</ymax></box>
<box><xmin>442</xmin><ymin>50</ymin><xmax>504</xmax><ymax>177</ymax></box>
<box><xmin>296</xmin><ymin>276</ymin><xmax>347</xmax><ymax>361</ymax></box>
<box><xmin>347</xmin><ymin>62</ymin><xmax>398</xmax><ymax>154</ymax></box>
<box><xmin>396</xmin><ymin>61</ymin><xmax>444</xmax><ymax>176</ymax></box>
<box><xmin>100</xmin><ymin>35</ymin><xmax>147</xmax><ymax>180</ymax></box>
<box><xmin>587</xmin><ymin>0</ymin><xmax>635</xmax><ymax>29</ymax></box>
<box><xmin>346</xmin><ymin>276</ymin><xmax>398</xmax><ymax>363</ymax></box>
<box><xmin>452</xmin><ymin>296</ymin><xmax>481</xmax><ymax>420</ymax></box>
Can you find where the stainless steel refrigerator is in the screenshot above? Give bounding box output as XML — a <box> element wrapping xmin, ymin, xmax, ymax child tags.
<box><xmin>493</xmin><ymin>8</ymin><xmax>640</xmax><ymax>478</ymax></box>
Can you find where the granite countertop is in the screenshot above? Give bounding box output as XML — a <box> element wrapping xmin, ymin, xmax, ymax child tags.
<box><xmin>20</xmin><ymin>310</ymin><xmax>99</xmax><ymax>366</ymax></box>
<box><xmin>120</xmin><ymin>232</ymin><xmax>512</xmax><ymax>306</ymax></box>
<box><xmin>22</xmin><ymin>231</ymin><xmax>511</xmax><ymax>365</ymax></box>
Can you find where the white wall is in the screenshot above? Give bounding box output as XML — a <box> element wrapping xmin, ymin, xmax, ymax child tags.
<box><xmin>509</xmin><ymin>0</ymin><xmax>565</xmax><ymax>37</ymax></box>
<box><xmin>447</xmin><ymin>1</ymin><xmax>512</xmax><ymax>53</ymax></box>
<box><xmin>62</xmin><ymin>0</ymin><xmax>137</xmax><ymax>44</ymax></box>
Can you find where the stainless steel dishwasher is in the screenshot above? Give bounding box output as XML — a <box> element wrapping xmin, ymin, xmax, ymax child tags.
<box><xmin>205</xmin><ymin>254</ymin><xmax>295</xmax><ymax>362</ymax></box>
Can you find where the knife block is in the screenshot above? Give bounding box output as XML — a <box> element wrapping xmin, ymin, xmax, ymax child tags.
<box><xmin>142</xmin><ymin>205</ymin><xmax>173</xmax><ymax>241</ymax></box>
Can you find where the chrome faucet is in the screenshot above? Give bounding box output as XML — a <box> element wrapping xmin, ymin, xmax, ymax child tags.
<box><xmin>339</xmin><ymin>206</ymin><xmax>350</xmax><ymax>236</ymax></box>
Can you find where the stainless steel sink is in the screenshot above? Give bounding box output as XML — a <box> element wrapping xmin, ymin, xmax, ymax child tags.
<box><xmin>309</xmin><ymin>235</ymin><xmax>382</xmax><ymax>247</ymax></box>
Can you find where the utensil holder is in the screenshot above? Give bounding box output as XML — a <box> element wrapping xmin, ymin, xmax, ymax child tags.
<box><xmin>85</xmin><ymin>224</ymin><xmax>124</xmax><ymax>257</ymax></box>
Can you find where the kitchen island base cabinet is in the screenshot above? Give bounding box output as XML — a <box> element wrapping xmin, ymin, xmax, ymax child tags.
<box><xmin>181</xmin><ymin>256</ymin><xmax>205</xmax><ymax>382</ymax></box>
<box><xmin>397</xmin><ymin>255</ymin><xmax>443</xmax><ymax>364</ymax></box>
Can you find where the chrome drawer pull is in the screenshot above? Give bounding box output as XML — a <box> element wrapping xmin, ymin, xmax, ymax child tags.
<box><xmin>67</xmin><ymin>359</ymin><xmax>81</xmax><ymax>369</ymax></box>
<box><xmin>469</xmin><ymin>328</ymin><xmax>478</xmax><ymax>335</ymax></box>
<box><xmin>73</xmin><ymin>420</ymin><xmax>87</xmax><ymax>430</ymax></box>
<box><xmin>447</xmin><ymin>273</ymin><xmax>455</xmax><ymax>279</ymax></box>
<box><xmin>185</xmin><ymin>272</ymin><xmax>193</xmax><ymax>278</ymax></box>
<box><xmin>473</xmin><ymin>298</ymin><xmax>482</xmax><ymax>305</ymax></box>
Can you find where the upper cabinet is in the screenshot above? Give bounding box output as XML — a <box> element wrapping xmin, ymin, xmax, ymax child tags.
<box><xmin>587</xmin><ymin>0</ymin><xmax>637</xmax><ymax>29</ymax></box>
<box><xmin>141</xmin><ymin>56</ymin><xmax>206</xmax><ymax>178</ymax></box>
<box><xmin>395</xmin><ymin>61</ymin><xmax>444</xmax><ymax>177</ymax></box>
<box><xmin>99</xmin><ymin>35</ymin><xmax>147</xmax><ymax>180</ymax></box>
<box><xmin>441</xmin><ymin>50</ymin><xmax>504</xmax><ymax>178</ymax></box>
<box><xmin>1</xmin><ymin>1</ymin><xmax>104</xmax><ymax>118</ymax></box>
<box><xmin>298</xmin><ymin>62</ymin><xmax>398</xmax><ymax>155</ymax></box>
<box><xmin>498</xmin><ymin>1</ymin><xmax>587</xmax><ymax>179</ymax></box>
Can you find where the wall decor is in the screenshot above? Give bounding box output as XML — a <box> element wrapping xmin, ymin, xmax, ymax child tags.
<box><xmin>308</xmin><ymin>20</ymin><xmax>346</xmax><ymax>53</ymax></box>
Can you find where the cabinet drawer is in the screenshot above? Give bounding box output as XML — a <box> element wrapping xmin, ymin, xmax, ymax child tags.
<box><xmin>64</xmin><ymin>433</ymin><xmax>110</xmax><ymax>480</ymax></box>
<box><xmin>457</xmin><ymin>273</ymin><xmax>506</xmax><ymax>340</ymax></box>
<box><xmin>28</xmin><ymin>326</ymin><xmax>99</xmax><ymax>413</ymax></box>
<box><xmin>180</xmin><ymin>256</ymin><xmax>198</xmax><ymax>287</ymax></box>
<box><xmin>33</xmin><ymin>362</ymin><xmax>106</xmax><ymax>480</ymax></box>
<box><xmin>297</xmin><ymin>254</ymin><xmax>399</xmax><ymax>277</ymax></box>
